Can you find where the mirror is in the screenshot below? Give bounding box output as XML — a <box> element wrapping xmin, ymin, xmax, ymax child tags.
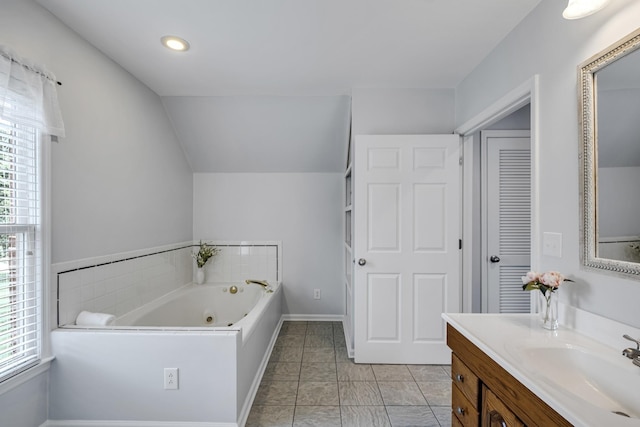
<box><xmin>579</xmin><ymin>27</ymin><xmax>640</xmax><ymax>276</ymax></box>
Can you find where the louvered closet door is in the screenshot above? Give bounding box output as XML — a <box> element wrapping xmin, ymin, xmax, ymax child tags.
<box><xmin>484</xmin><ymin>131</ymin><xmax>531</xmax><ymax>313</ymax></box>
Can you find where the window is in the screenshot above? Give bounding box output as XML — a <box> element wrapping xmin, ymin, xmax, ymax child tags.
<box><xmin>0</xmin><ymin>116</ymin><xmax>41</xmax><ymax>383</ymax></box>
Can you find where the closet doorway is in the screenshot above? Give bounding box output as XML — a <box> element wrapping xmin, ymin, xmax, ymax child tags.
<box><xmin>481</xmin><ymin>128</ymin><xmax>531</xmax><ymax>313</ymax></box>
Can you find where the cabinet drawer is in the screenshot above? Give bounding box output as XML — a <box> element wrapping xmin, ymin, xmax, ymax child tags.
<box><xmin>451</xmin><ymin>411</ymin><xmax>464</xmax><ymax>427</ymax></box>
<box><xmin>452</xmin><ymin>353</ymin><xmax>480</xmax><ymax>408</ymax></box>
<box><xmin>482</xmin><ymin>386</ymin><xmax>525</xmax><ymax>427</ymax></box>
<box><xmin>452</xmin><ymin>383</ymin><xmax>480</xmax><ymax>427</ymax></box>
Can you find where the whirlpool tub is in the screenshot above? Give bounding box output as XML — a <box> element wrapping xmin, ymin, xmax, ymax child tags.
<box><xmin>49</xmin><ymin>281</ymin><xmax>282</xmax><ymax>426</ymax></box>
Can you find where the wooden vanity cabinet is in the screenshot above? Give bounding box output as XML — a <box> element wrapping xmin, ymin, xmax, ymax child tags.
<box><xmin>447</xmin><ymin>323</ymin><xmax>572</xmax><ymax>427</ymax></box>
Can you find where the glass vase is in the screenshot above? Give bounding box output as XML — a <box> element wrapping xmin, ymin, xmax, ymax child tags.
<box><xmin>539</xmin><ymin>290</ymin><xmax>558</xmax><ymax>330</ymax></box>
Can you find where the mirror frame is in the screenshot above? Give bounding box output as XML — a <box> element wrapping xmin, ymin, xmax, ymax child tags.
<box><xmin>579</xmin><ymin>27</ymin><xmax>640</xmax><ymax>277</ymax></box>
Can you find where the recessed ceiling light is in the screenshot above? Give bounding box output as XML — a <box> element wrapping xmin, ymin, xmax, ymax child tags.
<box><xmin>161</xmin><ymin>35</ymin><xmax>190</xmax><ymax>52</ymax></box>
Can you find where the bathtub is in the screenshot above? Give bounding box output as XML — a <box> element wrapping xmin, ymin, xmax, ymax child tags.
<box><xmin>116</xmin><ymin>282</ymin><xmax>268</xmax><ymax>331</ymax></box>
<box><xmin>49</xmin><ymin>281</ymin><xmax>283</xmax><ymax>426</ymax></box>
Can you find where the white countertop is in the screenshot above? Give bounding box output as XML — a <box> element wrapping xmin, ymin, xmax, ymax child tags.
<box><xmin>443</xmin><ymin>313</ymin><xmax>640</xmax><ymax>427</ymax></box>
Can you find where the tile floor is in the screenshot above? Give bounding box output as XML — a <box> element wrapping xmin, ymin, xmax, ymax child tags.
<box><xmin>246</xmin><ymin>321</ymin><xmax>452</xmax><ymax>427</ymax></box>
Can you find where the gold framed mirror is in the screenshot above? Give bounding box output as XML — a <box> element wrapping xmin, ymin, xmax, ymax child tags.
<box><xmin>579</xmin><ymin>27</ymin><xmax>640</xmax><ymax>276</ymax></box>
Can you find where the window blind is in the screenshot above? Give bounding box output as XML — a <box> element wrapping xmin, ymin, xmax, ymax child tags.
<box><xmin>0</xmin><ymin>116</ymin><xmax>41</xmax><ymax>383</ymax></box>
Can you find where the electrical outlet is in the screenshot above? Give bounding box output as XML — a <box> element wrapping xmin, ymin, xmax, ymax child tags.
<box><xmin>313</xmin><ymin>289</ymin><xmax>321</xmax><ymax>300</ymax></box>
<box><xmin>164</xmin><ymin>368</ymin><xmax>179</xmax><ymax>390</ymax></box>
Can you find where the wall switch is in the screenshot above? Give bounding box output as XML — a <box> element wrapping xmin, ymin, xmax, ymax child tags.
<box><xmin>164</xmin><ymin>368</ymin><xmax>179</xmax><ymax>390</ymax></box>
<box><xmin>313</xmin><ymin>289</ymin><xmax>321</xmax><ymax>300</ymax></box>
<box><xmin>542</xmin><ymin>232</ymin><xmax>562</xmax><ymax>258</ymax></box>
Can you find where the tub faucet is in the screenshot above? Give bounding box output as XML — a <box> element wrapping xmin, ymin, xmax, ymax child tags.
<box><xmin>622</xmin><ymin>334</ymin><xmax>640</xmax><ymax>360</ymax></box>
<box><xmin>245</xmin><ymin>279</ymin><xmax>270</xmax><ymax>289</ymax></box>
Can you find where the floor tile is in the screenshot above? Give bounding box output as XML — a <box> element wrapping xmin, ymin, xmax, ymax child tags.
<box><xmin>372</xmin><ymin>364</ymin><xmax>414</xmax><ymax>381</ymax></box>
<box><xmin>335</xmin><ymin>346</ymin><xmax>350</xmax><ymax>363</ymax></box>
<box><xmin>431</xmin><ymin>405</ymin><xmax>452</xmax><ymax>426</ymax></box>
<box><xmin>263</xmin><ymin>361</ymin><xmax>302</xmax><ymax>381</ymax></box>
<box><xmin>386</xmin><ymin>406</ymin><xmax>440</xmax><ymax>427</ymax></box>
<box><xmin>293</xmin><ymin>406</ymin><xmax>342</xmax><ymax>427</ymax></box>
<box><xmin>336</xmin><ymin>362</ymin><xmax>375</xmax><ymax>381</ymax></box>
<box><xmin>251</xmin><ymin>322</ymin><xmax>453</xmax><ymax>427</ymax></box>
<box><xmin>246</xmin><ymin>405</ymin><xmax>295</xmax><ymax>427</ymax></box>
<box><xmin>417</xmin><ymin>381</ymin><xmax>451</xmax><ymax>406</ymax></box>
<box><xmin>338</xmin><ymin>381</ymin><xmax>384</xmax><ymax>405</ymax></box>
<box><xmin>307</xmin><ymin>322</ymin><xmax>334</xmax><ymax>335</ymax></box>
<box><xmin>407</xmin><ymin>365</ymin><xmax>451</xmax><ymax>382</ymax></box>
<box><xmin>305</xmin><ymin>334</ymin><xmax>335</xmax><ymax>348</ymax></box>
<box><xmin>280</xmin><ymin>321</ymin><xmax>308</xmax><ymax>335</ymax></box>
<box><xmin>303</xmin><ymin>347</ymin><xmax>336</xmax><ymax>363</ymax></box>
<box><xmin>254</xmin><ymin>380</ymin><xmax>299</xmax><ymax>405</ymax></box>
<box><xmin>378</xmin><ymin>381</ymin><xmax>428</xmax><ymax>406</ymax></box>
<box><xmin>277</xmin><ymin>334</ymin><xmax>306</xmax><ymax>348</ymax></box>
<box><xmin>341</xmin><ymin>406</ymin><xmax>391</xmax><ymax>427</ymax></box>
<box><xmin>296</xmin><ymin>382</ymin><xmax>340</xmax><ymax>406</ymax></box>
<box><xmin>270</xmin><ymin>345</ymin><xmax>304</xmax><ymax>362</ymax></box>
<box><xmin>300</xmin><ymin>362</ymin><xmax>338</xmax><ymax>382</ymax></box>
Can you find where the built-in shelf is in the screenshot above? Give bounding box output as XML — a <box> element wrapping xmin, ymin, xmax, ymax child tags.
<box><xmin>344</xmin><ymin>160</ymin><xmax>354</xmax><ymax>357</ymax></box>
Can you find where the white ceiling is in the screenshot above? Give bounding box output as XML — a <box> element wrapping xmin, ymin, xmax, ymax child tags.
<box><xmin>37</xmin><ymin>0</ymin><xmax>540</xmax><ymax>97</ymax></box>
<box><xmin>36</xmin><ymin>0</ymin><xmax>541</xmax><ymax>172</ymax></box>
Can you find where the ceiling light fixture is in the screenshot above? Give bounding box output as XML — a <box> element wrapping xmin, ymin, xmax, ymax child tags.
<box><xmin>563</xmin><ymin>0</ymin><xmax>611</xmax><ymax>19</ymax></box>
<box><xmin>161</xmin><ymin>35</ymin><xmax>190</xmax><ymax>52</ymax></box>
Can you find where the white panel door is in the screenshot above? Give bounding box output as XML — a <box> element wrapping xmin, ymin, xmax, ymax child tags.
<box><xmin>482</xmin><ymin>130</ymin><xmax>531</xmax><ymax>313</ymax></box>
<box><xmin>353</xmin><ymin>135</ymin><xmax>461</xmax><ymax>364</ymax></box>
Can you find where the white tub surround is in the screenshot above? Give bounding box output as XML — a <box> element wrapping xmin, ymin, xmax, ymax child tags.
<box><xmin>49</xmin><ymin>283</ymin><xmax>282</xmax><ymax>426</ymax></box>
<box><xmin>53</xmin><ymin>242</ymin><xmax>193</xmax><ymax>328</ymax></box>
<box><xmin>443</xmin><ymin>309</ymin><xmax>640</xmax><ymax>426</ymax></box>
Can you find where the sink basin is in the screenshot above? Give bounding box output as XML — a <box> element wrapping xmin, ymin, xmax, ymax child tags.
<box><xmin>507</xmin><ymin>340</ymin><xmax>640</xmax><ymax>419</ymax></box>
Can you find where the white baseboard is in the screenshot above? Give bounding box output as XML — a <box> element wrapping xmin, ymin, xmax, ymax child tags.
<box><xmin>236</xmin><ymin>316</ymin><xmax>284</xmax><ymax>427</ymax></box>
<box><xmin>281</xmin><ymin>314</ymin><xmax>344</xmax><ymax>322</ymax></box>
<box><xmin>41</xmin><ymin>421</ymin><xmax>235</xmax><ymax>427</ymax></box>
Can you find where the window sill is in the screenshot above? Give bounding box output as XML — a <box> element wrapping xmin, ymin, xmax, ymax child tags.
<box><xmin>0</xmin><ymin>356</ymin><xmax>55</xmax><ymax>396</ymax></box>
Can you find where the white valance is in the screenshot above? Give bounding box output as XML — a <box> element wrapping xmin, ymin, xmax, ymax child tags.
<box><xmin>0</xmin><ymin>46</ymin><xmax>65</xmax><ymax>137</ymax></box>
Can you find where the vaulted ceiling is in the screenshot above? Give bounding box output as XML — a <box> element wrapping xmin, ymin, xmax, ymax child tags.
<box><xmin>38</xmin><ymin>0</ymin><xmax>541</xmax><ymax>172</ymax></box>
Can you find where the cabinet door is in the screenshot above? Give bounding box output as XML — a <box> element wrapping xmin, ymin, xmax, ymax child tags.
<box><xmin>482</xmin><ymin>386</ymin><xmax>525</xmax><ymax>427</ymax></box>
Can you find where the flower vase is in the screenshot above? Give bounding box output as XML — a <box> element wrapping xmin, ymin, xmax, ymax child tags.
<box><xmin>196</xmin><ymin>267</ymin><xmax>205</xmax><ymax>285</ymax></box>
<box><xmin>539</xmin><ymin>291</ymin><xmax>558</xmax><ymax>330</ymax></box>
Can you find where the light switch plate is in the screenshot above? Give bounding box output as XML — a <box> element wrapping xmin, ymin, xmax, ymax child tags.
<box><xmin>543</xmin><ymin>232</ymin><xmax>562</xmax><ymax>257</ymax></box>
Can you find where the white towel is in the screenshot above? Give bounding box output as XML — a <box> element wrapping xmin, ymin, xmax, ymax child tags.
<box><xmin>75</xmin><ymin>310</ymin><xmax>115</xmax><ymax>326</ymax></box>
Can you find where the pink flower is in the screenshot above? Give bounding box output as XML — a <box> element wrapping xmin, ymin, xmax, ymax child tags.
<box><xmin>521</xmin><ymin>271</ymin><xmax>540</xmax><ymax>284</ymax></box>
<box><xmin>539</xmin><ymin>271</ymin><xmax>566</xmax><ymax>288</ymax></box>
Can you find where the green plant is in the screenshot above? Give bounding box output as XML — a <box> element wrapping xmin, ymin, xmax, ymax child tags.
<box><xmin>192</xmin><ymin>241</ymin><xmax>220</xmax><ymax>268</ymax></box>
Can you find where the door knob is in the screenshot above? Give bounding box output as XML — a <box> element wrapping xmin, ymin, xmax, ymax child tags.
<box><xmin>490</xmin><ymin>255</ymin><xmax>501</xmax><ymax>263</ymax></box>
<box><xmin>358</xmin><ymin>258</ymin><xmax>367</xmax><ymax>266</ymax></box>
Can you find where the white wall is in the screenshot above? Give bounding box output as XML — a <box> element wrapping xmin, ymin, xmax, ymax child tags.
<box><xmin>352</xmin><ymin>88</ymin><xmax>455</xmax><ymax>136</ymax></box>
<box><xmin>0</xmin><ymin>371</ymin><xmax>48</xmax><ymax>427</ymax></box>
<box><xmin>193</xmin><ymin>173</ymin><xmax>343</xmax><ymax>316</ymax></box>
<box><xmin>456</xmin><ymin>0</ymin><xmax>640</xmax><ymax>328</ymax></box>
<box><xmin>1</xmin><ymin>0</ymin><xmax>193</xmax><ymax>423</ymax></box>
<box><xmin>1</xmin><ymin>0</ymin><xmax>194</xmax><ymax>265</ymax></box>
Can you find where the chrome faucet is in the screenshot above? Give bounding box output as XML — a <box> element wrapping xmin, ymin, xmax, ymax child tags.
<box><xmin>622</xmin><ymin>334</ymin><xmax>640</xmax><ymax>361</ymax></box>
<box><xmin>245</xmin><ymin>279</ymin><xmax>270</xmax><ymax>289</ymax></box>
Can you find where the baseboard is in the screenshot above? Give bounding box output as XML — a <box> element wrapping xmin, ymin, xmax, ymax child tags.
<box><xmin>41</xmin><ymin>421</ymin><xmax>235</xmax><ymax>427</ymax></box>
<box><xmin>281</xmin><ymin>314</ymin><xmax>344</xmax><ymax>322</ymax></box>
<box><xmin>236</xmin><ymin>316</ymin><xmax>284</xmax><ymax>427</ymax></box>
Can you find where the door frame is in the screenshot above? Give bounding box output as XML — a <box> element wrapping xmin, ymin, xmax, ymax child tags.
<box><xmin>456</xmin><ymin>75</ymin><xmax>540</xmax><ymax>313</ymax></box>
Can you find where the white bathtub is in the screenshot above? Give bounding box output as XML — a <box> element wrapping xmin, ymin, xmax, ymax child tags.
<box><xmin>50</xmin><ymin>281</ymin><xmax>283</xmax><ymax>426</ymax></box>
<box><xmin>116</xmin><ymin>282</ymin><xmax>266</xmax><ymax>329</ymax></box>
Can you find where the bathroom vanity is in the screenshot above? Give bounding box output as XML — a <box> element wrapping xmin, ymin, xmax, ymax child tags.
<box><xmin>444</xmin><ymin>313</ymin><xmax>640</xmax><ymax>427</ymax></box>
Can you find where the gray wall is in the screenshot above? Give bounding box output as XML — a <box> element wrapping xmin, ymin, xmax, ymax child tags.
<box><xmin>193</xmin><ymin>173</ymin><xmax>344</xmax><ymax>316</ymax></box>
<box><xmin>1</xmin><ymin>0</ymin><xmax>193</xmax><ymax>423</ymax></box>
<box><xmin>456</xmin><ymin>0</ymin><xmax>640</xmax><ymax>328</ymax></box>
<box><xmin>2</xmin><ymin>0</ymin><xmax>193</xmax><ymax>265</ymax></box>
